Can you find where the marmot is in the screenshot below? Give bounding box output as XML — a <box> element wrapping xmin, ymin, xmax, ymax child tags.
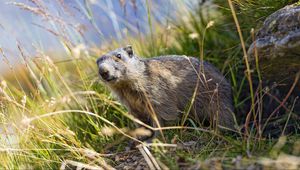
<box><xmin>96</xmin><ymin>45</ymin><xmax>235</xmax><ymax>139</ymax></box>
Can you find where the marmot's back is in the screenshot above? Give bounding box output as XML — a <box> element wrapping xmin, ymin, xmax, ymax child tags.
<box><xmin>143</xmin><ymin>55</ymin><xmax>234</xmax><ymax>128</ymax></box>
<box><xmin>97</xmin><ymin>46</ymin><xmax>234</xmax><ymax>133</ymax></box>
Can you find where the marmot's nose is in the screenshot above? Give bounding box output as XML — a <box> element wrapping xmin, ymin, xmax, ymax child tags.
<box><xmin>99</xmin><ymin>67</ymin><xmax>110</xmax><ymax>80</ymax></box>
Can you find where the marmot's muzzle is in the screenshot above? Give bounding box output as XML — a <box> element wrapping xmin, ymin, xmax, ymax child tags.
<box><xmin>98</xmin><ymin>67</ymin><xmax>110</xmax><ymax>81</ymax></box>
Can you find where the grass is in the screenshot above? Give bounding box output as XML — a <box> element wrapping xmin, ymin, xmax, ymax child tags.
<box><xmin>0</xmin><ymin>0</ymin><xmax>299</xmax><ymax>169</ymax></box>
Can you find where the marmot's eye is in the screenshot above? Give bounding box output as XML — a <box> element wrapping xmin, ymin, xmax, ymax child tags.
<box><xmin>116</xmin><ymin>54</ymin><xmax>122</xmax><ymax>59</ymax></box>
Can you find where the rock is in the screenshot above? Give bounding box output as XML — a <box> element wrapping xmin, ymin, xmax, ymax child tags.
<box><xmin>248</xmin><ymin>4</ymin><xmax>300</xmax><ymax>82</ymax></box>
<box><xmin>246</xmin><ymin>4</ymin><xmax>300</xmax><ymax>136</ymax></box>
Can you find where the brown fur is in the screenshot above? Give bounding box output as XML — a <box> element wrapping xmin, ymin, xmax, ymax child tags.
<box><xmin>97</xmin><ymin>46</ymin><xmax>235</xmax><ymax>137</ymax></box>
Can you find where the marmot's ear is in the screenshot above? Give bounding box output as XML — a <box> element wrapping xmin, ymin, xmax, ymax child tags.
<box><xmin>123</xmin><ymin>45</ymin><xmax>133</xmax><ymax>57</ymax></box>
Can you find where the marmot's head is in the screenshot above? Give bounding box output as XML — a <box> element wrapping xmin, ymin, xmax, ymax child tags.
<box><xmin>96</xmin><ymin>45</ymin><xmax>141</xmax><ymax>85</ymax></box>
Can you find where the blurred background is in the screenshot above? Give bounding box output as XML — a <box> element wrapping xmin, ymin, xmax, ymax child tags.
<box><xmin>0</xmin><ymin>0</ymin><xmax>197</xmax><ymax>74</ymax></box>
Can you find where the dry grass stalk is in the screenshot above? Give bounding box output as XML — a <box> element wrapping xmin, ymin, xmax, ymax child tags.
<box><xmin>137</xmin><ymin>144</ymin><xmax>161</xmax><ymax>170</ymax></box>
<box><xmin>60</xmin><ymin>160</ymin><xmax>103</xmax><ymax>170</ymax></box>
<box><xmin>79</xmin><ymin>148</ymin><xmax>115</xmax><ymax>170</ymax></box>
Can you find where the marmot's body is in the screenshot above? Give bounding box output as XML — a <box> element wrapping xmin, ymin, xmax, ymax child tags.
<box><xmin>97</xmin><ymin>46</ymin><xmax>234</xmax><ymax>134</ymax></box>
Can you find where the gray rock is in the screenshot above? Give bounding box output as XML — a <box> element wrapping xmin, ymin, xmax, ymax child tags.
<box><xmin>248</xmin><ymin>4</ymin><xmax>300</xmax><ymax>82</ymax></box>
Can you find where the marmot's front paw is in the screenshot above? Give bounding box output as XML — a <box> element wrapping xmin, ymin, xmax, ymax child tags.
<box><xmin>127</xmin><ymin>128</ymin><xmax>155</xmax><ymax>149</ymax></box>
